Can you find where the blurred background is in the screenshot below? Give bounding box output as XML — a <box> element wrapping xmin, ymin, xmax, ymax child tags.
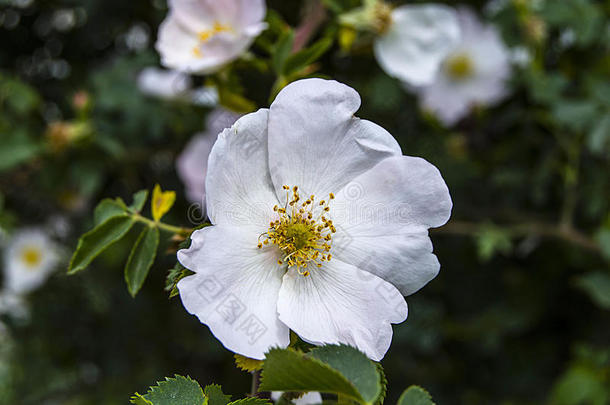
<box><xmin>1</xmin><ymin>0</ymin><xmax>609</xmax><ymax>404</ymax></box>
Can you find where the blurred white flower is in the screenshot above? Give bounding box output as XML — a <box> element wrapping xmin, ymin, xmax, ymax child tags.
<box><xmin>416</xmin><ymin>8</ymin><xmax>511</xmax><ymax>126</ymax></box>
<box><xmin>510</xmin><ymin>46</ymin><xmax>531</xmax><ymax>68</ymax></box>
<box><xmin>2</xmin><ymin>228</ymin><xmax>59</xmax><ymax>295</ymax></box>
<box><xmin>0</xmin><ymin>291</ymin><xmax>28</xmax><ymax>319</ymax></box>
<box><xmin>156</xmin><ymin>0</ymin><xmax>267</xmax><ymax>74</ymax></box>
<box><xmin>177</xmin><ymin>79</ymin><xmax>452</xmax><ymax>361</ymax></box>
<box><xmin>271</xmin><ymin>392</ymin><xmax>322</xmax><ymax>405</ymax></box>
<box><xmin>176</xmin><ymin>108</ymin><xmax>240</xmax><ymax>205</ymax></box>
<box><xmin>137</xmin><ymin>67</ymin><xmax>192</xmax><ymax>99</ymax></box>
<box><xmin>373</xmin><ymin>4</ymin><xmax>461</xmax><ymax>86</ymax></box>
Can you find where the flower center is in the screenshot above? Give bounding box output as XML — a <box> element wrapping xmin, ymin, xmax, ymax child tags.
<box><xmin>445</xmin><ymin>53</ymin><xmax>475</xmax><ymax>81</ymax></box>
<box><xmin>192</xmin><ymin>21</ymin><xmax>233</xmax><ymax>58</ymax></box>
<box><xmin>258</xmin><ymin>186</ymin><xmax>336</xmax><ymax>276</ymax></box>
<box><xmin>20</xmin><ymin>246</ymin><xmax>42</xmax><ymax>269</ymax></box>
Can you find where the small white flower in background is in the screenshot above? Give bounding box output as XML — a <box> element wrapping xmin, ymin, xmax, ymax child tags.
<box><xmin>137</xmin><ymin>67</ymin><xmax>192</xmax><ymax>100</ymax></box>
<box><xmin>177</xmin><ymin>79</ymin><xmax>452</xmax><ymax>361</ymax></box>
<box><xmin>176</xmin><ymin>108</ymin><xmax>241</xmax><ymax>206</ymax></box>
<box><xmin>415</xmin><ymin>8</ymin><xmax>512</xmax><ymax>126</ymax></box>
<box><xmin>2</xmin><ymin>228</ymin><xmax>59</xmax><ymax>295</ymax></box>
<box><xmin>271</xmin><ymin>392</ymin><xmax>322</xmax><ymax>405</ymax></box>
<box><xmin>0</xmin><ymin>291</ymin><xmax>28</xmax><ymax>319</ymax></box>
<box><xmin>156</xmin><ymin>0</ymin><xmax>267</xmax><ymax>74</ymax></box>
<box><xmin>373</xmin><ymin>4</ymin><xmax>461</xmax><ymax>87</ymax></box>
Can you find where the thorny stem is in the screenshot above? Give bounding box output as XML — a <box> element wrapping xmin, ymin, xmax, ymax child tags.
<box><xmin>435</xmin><ymin>220</ymin><xmax>600</xmax><ymax>253</ymax></box>
<box><xmin>132</xmin><ymin>213</ymin><xmax>192</xmax><ymax>237</ymax></box>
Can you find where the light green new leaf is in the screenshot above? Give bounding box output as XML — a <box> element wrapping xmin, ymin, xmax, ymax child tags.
<box><xmin>125</xmin><ymin>226</ymin><xmax>159</xmax><ymax>297</ymax></box>
<box><xmin>143</xmin><ymin>375</ymin><xmax>205</xmax><ymax>405</ymax></box>
<box><xmin>284</xmin><ymin>38</ymin><xmax>333</xmax><ymax>76</ymax></box>
<box><xmin>575</xmin><ymin>271</ymin><xmax>610</xmax><ymax>310</ymax></box>
<box><xmin>130</xmin><ymin>393</ymin><xmax>153</xmax><ymax>405</ymax></box>
<box><xmin>130</xmin><ymin>190</ymin><xmax>149</xmax><ymax>213</ymax></box>
<box><xmin>94</xmin><ymin>198</ymin><xmax>128</xmax><ymax>226</ymax></box>
<box><xmin>397</xmin><ymin>386</ymin><xmax>435</xmax><ymax>405</ymax></box>
<box><xmin>68</xmin><ymin>215</ymin><xmax>135</xmax><ymax>274</ymax></box>
<box><xmin>260</xmin><ymin>346</ymin><xmax>381</xmax><ymax>405</ymax></box>
<box><xmin>204</xmin><ymin>384</ymin><xmax>231</xmax><ymax>405</ymax></box>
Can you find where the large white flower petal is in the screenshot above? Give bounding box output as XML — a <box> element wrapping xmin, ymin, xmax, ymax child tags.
<box><xmin>177</xmin><ymin>226</ymin><xmax>290</xmax><ymax>360</ymax></box>
<box><xmin>277</xmin><ymin>259</ymin><xmax>408</xmax><ymax>361</ymax></box>
<box><xmin>331</xmin><ymin>156</ymin><xmax>452</xmax><ymax>295</ymax></box>
<box><xmin>374</xmin><ymin>4</ymin><xmax>461</xmax><ymax>86</ymax></box>
<box><xmin>268</xmin><ymin>79</ymin><xmax>401</xmax><ymax>199</ymax></box>
<box><xmin>206</xmin><ymin>109</ymin><xmax>280</xmax><ymax>229</ymax></box>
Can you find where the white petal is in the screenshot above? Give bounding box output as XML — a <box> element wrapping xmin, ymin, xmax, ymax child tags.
<box><xmin>271</xmin><ymin>392</ymin><xmax>322</xmax><ymax>405</ymax></box>
<box><xmin>155</xmin><ymin>14</ymin><xmax>237</xmax><ymax>74</ymax></box>
<box><xmin>205</xmin><ymin>109</ymin><xmax>280</xmax><ymax>229</ymax></box>
<box><xmin>416</xmin><ymin>7</ymin><xmax>511</xmax><ymax>126</ymax></box>
<box><xmin>170</xmin><ymin>0</ymin><xmax>266</xmax><ymax>30</ymax></box>
<box><xmin>373</xmin><ymin>4</ymin><xmax>460</xmax><ymax>86</ymax></box>
<box><xmin>331</xmin><ymin>156</ymin><xmax>452</xmax><ymax>295</ymax></box>
<box><xmin>277</xmin><ymin>259</ymin><xmax>408</xmax><ymax>361</ymax></box>
<box><xmin>268</xmin><ymin>79</ymin><xmax>401</xmax><ymax>199</ymax></box>
<box><xmin>177</xmin><ymin>226</ymin><xmax>290</xmax><ymax>360</ymax></box>
<box><xmin>137</xmin><ymin>67</ymin><xmax>192</xmax><ymax>99</ymax></box>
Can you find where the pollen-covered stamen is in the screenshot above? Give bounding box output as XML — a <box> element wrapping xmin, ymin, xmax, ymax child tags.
<box><xmin>258</xmin><ymin>185</ymin><xmax>336</xmax><ymax>276</ymax></box>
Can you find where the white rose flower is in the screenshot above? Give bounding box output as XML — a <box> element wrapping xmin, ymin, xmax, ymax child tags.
<box><xmin>177</xmin><ymin>79</ymin><xmax>452</xmax><ymax>361</ymax></box>
<box><xmin>176</xmin><ymin>108</ymin><xmax>241</xmax><ymax>205</ymax></box>
<box><xmin>2</xmin><ymin>228</ymin><xmax>59</xmax><ymax>295</ymax></box>
<box><xmin>156</xmin><ymin>0</ymin><xmax>267</xmax><ymax>74</ymax></box>
<box><xmin>137</xmin><ymin>67</ymin><xmax>192</xmax><ymax>99</ymax></box>
<box><xmin>373</xmin><ymin>4</ymin><xmax>461</xmax><ymax>86</ymax></box>
<box><xmin>416</xmin><ymin>8</ymin><xmax>512</xmax><ymax>126</ymax></box>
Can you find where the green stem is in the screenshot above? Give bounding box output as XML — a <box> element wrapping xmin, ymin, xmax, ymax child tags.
<box><xmin>132</xmin><ymin>214</ymin><xmax>192</xmax><ymax>236</ymax></box>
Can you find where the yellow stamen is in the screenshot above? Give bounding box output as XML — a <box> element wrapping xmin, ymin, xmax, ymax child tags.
<box><xmin>259</xmin><ymin>186</ymin><xmax>336</xmax><ymax>275</ymax></box>
<box><xmin>445</xmin><ymin>53</ymin><xmax>474</xmax><ymax>81</ymax></box>
<box><xmin>20</xmin><ymin>246</ymin><xmax>42</xmax><ymax>269</ymax></box>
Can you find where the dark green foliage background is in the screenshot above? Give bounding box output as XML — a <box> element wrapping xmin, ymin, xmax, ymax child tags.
<box><xmin>1</xmin><ymin>0</ymin><xmax>609</xmax><ymax>403</ymax></box>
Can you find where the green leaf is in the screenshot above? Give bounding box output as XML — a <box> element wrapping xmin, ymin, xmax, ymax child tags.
<box><xmin>94</xmin><ymin>198</ymin><xmax>128</xmax><ymax>226</ymax></box>
<box><xmin>125</xmin><ymin>226</ymin><xmax>160</xmax><ymax>297</ymax></box>
<box><xmin>597</xmin><ymin>228</ymin><xmax>610</xmax><ymax>262</ymax></box>
<box><xmin>0</xmin><ymin>131</ymin><xmax>43</xmax><ymax>172</ymax></box>
<box><xmin>228</xmin><ymin>398</ymin><xmax>270</xmax><ymax>405</ymax></box>
<box><xmin>309</xmin><ymin>345</ymin><xmax>381</xmax><ymax>403</ymax></box>
<box><xmin>0</xmin><ymin>73</ymin><xmax>41</xmax><ymax>115</ymax></box>
<box><xmin>260</xmin><ymin>345</ymin><xmax>381</xmax><ymax>405</ymax></box>
<box><xmin>397</xmin><ymin>386</ymin><xmax>435</xmax><ymax>405</ymax></box>
<box><xmin>130</xmin><ymin>190</ymin><xmax>149</xmax><ymax>213</ymax></box>
<box><xmin>165</xmin><ymin>261</ymin><xmax>194</xmax><ymax>298</ymax></box>
<box><xmin>272</xmin><ymin>29</ymin><xmax>295</xmax><ymax>74</ymax></box>
<box><xmin>204</xmin><ymin>384</ymin><xmax>231</xmax><ymax>405</ymax></box>
<box><xmin>143</xmin><ymin>375</ymin><xmax>205</xmax><ymax>405</ymax></box>
<box><xmin>68</xmin><ymin>215</ymin><xmax>135</xmax><ymax>274</ymax></box>
<box><xmin>575</xmin><ymin>271</ymin><xmax>610</xmax><ymax>310</ymax></box>
<box><xmin>587</xmin><ymin>114</ymin><xmax>610</xmax><ymax>155</ymax></box>
<box><xmin>130</xmin><ymin>393</ymin><xmax>153</xmax><ymax>405</ymax></box>
<box><xmin>284</xmin><ymin>38</ymin><xmax>333</xmax><ymax>76</ymax></box>
<box><xmin>475</xmin><ymin>224</ymin><xmax>512</xmax><ymax>262</ymax></box>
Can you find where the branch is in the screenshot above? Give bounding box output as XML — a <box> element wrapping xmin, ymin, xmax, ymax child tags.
<box><xmin>434</xmin><ymin>220</ymin><xmax>600</xmax><ymax>254</ymax></box>
<box><xmin>292</xmin><ymin>0</ymin><xmax>327</xmax><ymax>52</ymax></box>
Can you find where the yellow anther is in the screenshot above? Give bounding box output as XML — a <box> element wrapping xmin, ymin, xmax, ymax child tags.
<box><xmin>259</xmin><ymin>185</ymin><xmax>335</xmax><ymax>275</ymax></box>
<box><xmin>329</xmin><ymin>193</ymin><xmax>335</xmax><ymax>199</ymax></box>
<box><xmin>192</xmin><ymin>47</ymin><xmax>203</xmax><ymax>58</ymax></box>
